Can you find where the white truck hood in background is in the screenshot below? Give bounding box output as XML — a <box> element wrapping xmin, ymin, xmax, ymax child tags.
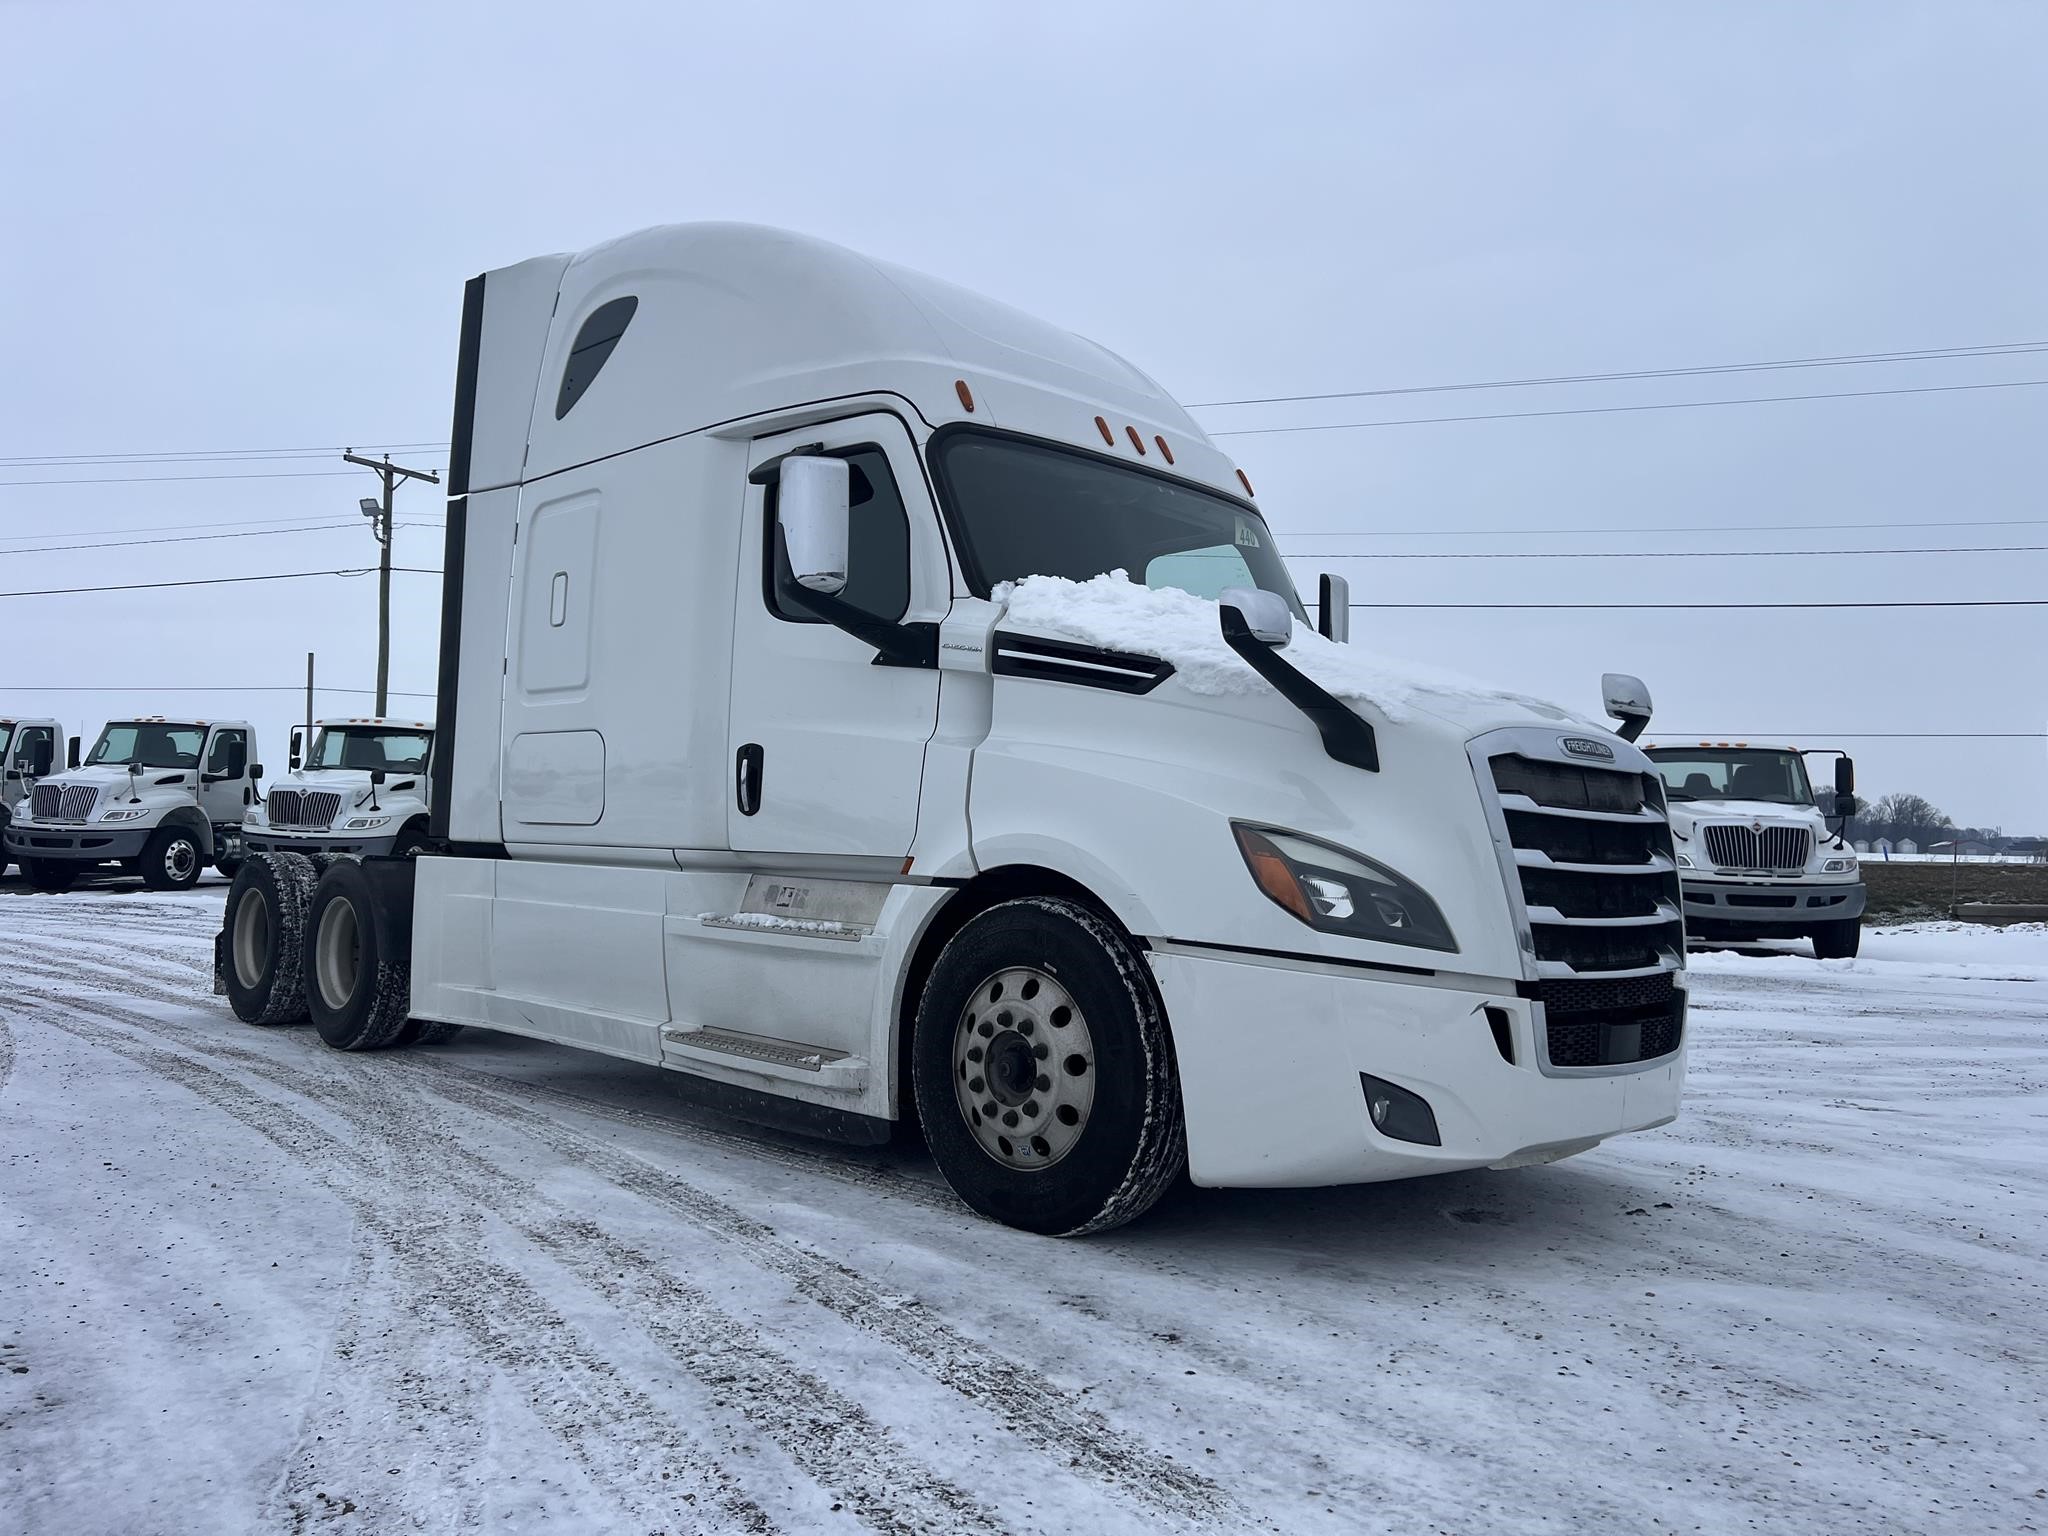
<box><xmin>1668</xmin><ymin>799</ymin><xmax>1824</xmax><ymax>827</ymax></box>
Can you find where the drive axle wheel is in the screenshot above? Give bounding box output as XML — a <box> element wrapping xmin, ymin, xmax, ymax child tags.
<box><xmin>912</xmin><ymin>896</ymin><xmax>1186</xmax><ymax>1236</ymax></box>
<box><xmin>304</xmin><ymin>858</ymin><xmax>413</xmax><ymax>1051</ymax></box>
<box><xmin>221</xmin><ymin>853</ymin><xmax>315</xmax><ymax>1024</ymax></box>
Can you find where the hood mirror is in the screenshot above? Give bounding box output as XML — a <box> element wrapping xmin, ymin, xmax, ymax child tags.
<box><xmin>1220</xmin><ymin>586</ymin><xmax>1293</xmax><ymax>647</ymax></box>
<box><xmin>778</xmin><ymin>455</ymin><xmax>851</xmax><ymax>596</ymax></box>
<box><xmin>1601</xmin><ymin>672</ymin><xmax>1652</xmax><ymax>742</ymax></box>
<box><xmin>1834</xmin><ymin>756</ymin><xmax>1855</xmax><ymax>797</ymax></box>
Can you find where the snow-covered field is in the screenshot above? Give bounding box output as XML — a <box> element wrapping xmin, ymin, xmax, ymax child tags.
<box><xmin>2</xmin><ymin>885</ymin><xmax>2043</xmax><ymax>1536</ymax></box>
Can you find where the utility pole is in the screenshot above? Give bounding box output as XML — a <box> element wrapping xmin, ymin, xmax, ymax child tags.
<box><xmin>343</xmin><ymin>450</ymin><xmax>441</xmax><ymax>716</ymax></box>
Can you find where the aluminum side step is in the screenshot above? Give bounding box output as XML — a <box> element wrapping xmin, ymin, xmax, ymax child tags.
<box><xmin>660</xmin><ymin>1025</ymin><xmax>868</xmax><ymax>1092</ymax></box>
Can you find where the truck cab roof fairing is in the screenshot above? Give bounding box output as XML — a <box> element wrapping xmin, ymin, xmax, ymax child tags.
<box><xmin>503</xmin><ymin>223</ymin><xmax>1242</xmax><ymax>498</ymax></box>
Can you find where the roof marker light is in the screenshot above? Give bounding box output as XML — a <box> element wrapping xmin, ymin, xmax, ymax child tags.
<box><xmin>1236</xmin><ymin>468</ymin><xmax>1256</xmax><ymax>497</ymax></box>
<box><xmin>1126</xmin><ymin>425</ymin><xmax>1147</xmax><ymax>455</ymax></box>
<box><xmin>1155</xmin><ymin>436</ymin><xmax>1174</xmax><ymax>464</ymax></box>
<box><xmin>954</xmin><ymin>379</ymin><xmax>975</xmax><ymax>413</ymax></box>
<box><xmin>1095</xmin><ymin>415</ymin><xmax>1115</xmax><ymax>445</ymax></box>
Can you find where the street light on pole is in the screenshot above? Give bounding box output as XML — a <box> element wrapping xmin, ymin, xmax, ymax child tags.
<box><xmin>342</xmin><ymin>450</ymin><xmax>441</xmax><ymax>716</ymax></box>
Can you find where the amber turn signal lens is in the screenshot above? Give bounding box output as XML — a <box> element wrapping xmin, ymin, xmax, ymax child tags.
<box><xmin>1233</xmin><ymin>825</ymin><xmax>1312</xmax><ymax>922</ymax></box>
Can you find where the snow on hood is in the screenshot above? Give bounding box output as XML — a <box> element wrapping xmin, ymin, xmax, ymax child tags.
<box><xmin>1668</xmin><ymin>798</ymin><xmax>1827</xmax><ymax>822</ymax></box>
<box><xmin>994</xmin><ymin>572</ymin><xmax>1585</xmax><ymax>727</ymax></box>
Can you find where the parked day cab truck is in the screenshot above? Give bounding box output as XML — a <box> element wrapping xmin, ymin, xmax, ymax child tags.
<box><xmin>7</xmin><ymin>718</ymin><xmax>259</xmax><ymax>891</ymax></box>
<box><xmin>242</xmin><ymin>718</ymin><xmax>434</xmax><ymax>860</ymax></box>
<box><xmin>1644</xmin><ymin>742</ymin><xmax>1863</xmax><ymax>958</ymax></box>
<box><xmin>2</xmin><ymin>715</ymin><xmax>70</xmax><ymax>879</ymax></box>
<box><xmin>217</xmin><ymin>224</ymin><xmax>1688</xmax><ymax>1234</ymax></box>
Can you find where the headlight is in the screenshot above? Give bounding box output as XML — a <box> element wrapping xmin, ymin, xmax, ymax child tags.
<box><xmin>1822</xmin><ymin>855</ymin><xmax>1857</xmax><ymax>873</ymax></box>
<box><xmin>98</xmin><ymin>807</ymin><xmax>149</xmax><ymax>822</ymax></box>
<box><xmin>1232</xmin><ymin>823</ymin><xmax>1457</xmax><ymax>952</ymax></box>
<box><xmin>343</xmin><ymin>815</ymin><xmax>392</xmax><ymax>830</ymax></box>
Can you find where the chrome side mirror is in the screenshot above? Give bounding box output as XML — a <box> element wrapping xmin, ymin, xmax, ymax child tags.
<box><xmin>1601</xmin><ymin>672</ymin><xmax>1653</xmax><ymax>742</ymax></box>
<box><xmin>1220</xmin><ymin>586</ymin><xmax>1293</xmax><ymax>647</ymax></box>
<box><xmin>779</xmin><ymin>456</ymin><xmax>851</xmax><ymax>595</ymax></box>
<box><xmin>1317</xmin><ymin>573</ymin><xmax>1351</xmax><ymax>643</ymax></box>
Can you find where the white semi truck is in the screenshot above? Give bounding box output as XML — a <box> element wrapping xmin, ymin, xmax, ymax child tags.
<box><xmin>6</xmin><ymin>717</ymin><xmax>259</xmax><ymax>891</ymax></box>
<box><xmin>1</xmin><ymin>716</ymin><xmax>71</xmax><ymax>879</ymax></box>
<box><xmin>1644</xmin><ymin>742</ymin><xmax>1864</xmax><ymax>958</ymax></box>
<box><xmin>242</xmin><ymin>717</ymin><xmax>434</xmax><ymax>860</ymax></box>
<box><xmin>216</xmin><ymin>223</ymin><xmax>1688</xmax><ymax>1234</ymax></box>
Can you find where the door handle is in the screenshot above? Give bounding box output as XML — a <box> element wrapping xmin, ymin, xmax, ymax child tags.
<box><xmin>735</xmin><ymin>743</ymin><xmax>764</xmax><ymax>816</ymax></box>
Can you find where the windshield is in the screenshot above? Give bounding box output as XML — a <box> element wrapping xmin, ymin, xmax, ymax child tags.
<box><xmin>87</xmin><ymin>722</ymin><xmax>205</xmax><ymax>770</ymax></box>
<box><xmin>309</xmin><ymin>727</ymin><xmax>432</xmax><ymax>774</ymax></box>
<box><xmin>930</xmin><ymin>429</ymin><xmax>1306</xmax><ymax>615</ymax></box>
<box><xmin>1648</xmin><ymin>749</ymin><xmax>1814</xmax><ymax>806</ymax></box>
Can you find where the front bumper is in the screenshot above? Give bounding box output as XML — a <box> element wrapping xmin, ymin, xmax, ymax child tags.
<box><xmin>1149</xmin><ymin>946</ymin><xmax>1685</xmax><ymax>1188</ymax></box>
<box><xmin>244</xmin><ymin>828</ymin><xmax>398</xmax><ymax>858</ymax></box>
<box><xmin>3</xmin><ymin>823</ymin><xmax>153</xmax><ymax>862</ymax></box>
<box><xmin>1679</xmin><ymin>875</ymin><xmax>1864</xmax><ymax>929</ymax></box>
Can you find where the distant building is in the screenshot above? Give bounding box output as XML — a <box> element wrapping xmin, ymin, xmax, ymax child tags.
<box><xmin>1928</xmin><ymin>838</ymin><xmax>1997</xmax><ymax>858</ymax></box>
<box><xmin>1896</xmin><ymin>837</ymin><xmax>1919</xmax><ymax>855</ymax></box>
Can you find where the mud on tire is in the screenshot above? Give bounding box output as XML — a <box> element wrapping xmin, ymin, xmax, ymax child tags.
<box><xmin>221</xmin><ymin>852</ymin><xmax>317</xmax><ymax>1024</ymax></box>
<box><xmin>304</xmin><ymin>858</ymin><xmax>413</xmax><ymax>1051</ymax></box>
<box><xmin>911</xmin><ymin>896</ymin><xmax>1187</xmax><ymax>1236</ymax></box>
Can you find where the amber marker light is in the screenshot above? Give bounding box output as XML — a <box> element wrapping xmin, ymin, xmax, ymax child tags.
<box><xmin>1236</xmin><ymin>468</ymin><xmax>1256</xmax><ymax>496</ymax></box>
<box><xmin>955</xmin><ymin>379</ymin><xmax>975</xmax><ymax>412</ymax></box>
<box><xmin>1155</xmin><ymin>436</ymin><xmax>1174</xmax><ymax>464</ymax></box>
<box><xmin>1095</xmin><ymin>415</ymin><xmax>1115</xmax><ymax>445</ymax></box>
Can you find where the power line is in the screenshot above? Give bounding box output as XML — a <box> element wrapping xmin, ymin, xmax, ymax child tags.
<box><xmin>1209</xmin><ymin>377</ymin><xmax>2048</xmax><ymax>437</ymax></box>
<box><xmin>12</xmin><ymin>684</ymin><xmax>438</xmax><ymax>698</ymax></box>
<box><xmin>0</xmin><ymin>521</ymin><xmax>436</xmax><ymax>556</ymax></box>
<box><xmin>1284</xmin><ymin>516</ymin><xmax>2048</xmax><ymax>539</ymax></box>
<box><xmin>0</xmin><ymin>510</ymin><xmax>446</xmax><ymax>541</ymax></box>
<box><xmin>0</xmin><ymin>441</ymin><xmax>448</xmax><ymax>468</ymax></box>
<box><xmin>1274</xmin><ymin>543</ymin><xmax>2048</xmax><ymax>561</ymax></box>
<box><xmin>0</xmin><ymin>567</ymin><xmax>441</xmax><ymax>599</ymax></box>
<box><xmin>1184</xmin><ymin>340</ymin><xmax>2048</xmax><ymax>410</ymax></box>
<box><xmin>1350</xmin><ymin>598</ymin><xmax>2048</xmax><ymax>610</ymax></box>
<box><xmin>0</xmin><ymin>469</ymin><xmax>385</xmax><ymax>488</ymax></box>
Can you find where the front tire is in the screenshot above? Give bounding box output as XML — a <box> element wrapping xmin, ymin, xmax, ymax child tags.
<box><xmin>24</xmin><ymin>858</ymin><xmax>77</xmax><ymax>893</ymax></box>
<box><xmin>222</xmin><ymin>853</ymin><xmax>316</xmax><ymax>1024</ymax></box>
<box><xmin>1812</xmin><ymin>919</ymin><xmax>1861</xmax><ymax>960</ymax></box>
<box><xmin>140</xmin><ymin>825</ymin><xmax>203</xmax><ymax>891</ymax></box>
<box><xmin>911</xmin><ymin>897</ymin><xmax>1186</xmax><ymax>1236</ymax></box>
<box><xmin>304</xmin><ymin>858</ymin><xmax>412</xmax><ymax>1051</ymax></box>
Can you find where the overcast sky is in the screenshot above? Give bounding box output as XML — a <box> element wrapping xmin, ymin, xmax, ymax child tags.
<box><xmin>4</xmin><ymin>1</ymin><xmax>2043</xmax><ymax>828</ymax></box>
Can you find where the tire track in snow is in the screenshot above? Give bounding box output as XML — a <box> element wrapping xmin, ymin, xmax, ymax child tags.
<box><xmin>24</xmin><ymin>988</ymin><xmax>1015</xmax><ymax>1536</ymax></box>
<box><xmin>0</xmin><ymin>1007</ymin><xmax>14</xmax><ymax>1098</ymax></box>
<box><xmin>27</xmin><ymin>1000</ymin><xmax>778</xmax><ymax>1536</ymax></box>
<box><xmin>9</xmin><ymin>937</ymin><xmax>1242</xmax><ymax>1531</ymax></box>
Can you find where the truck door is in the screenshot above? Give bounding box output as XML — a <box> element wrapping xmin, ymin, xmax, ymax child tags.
<box><xmin>727</xmin><ymin>413</ymin><xmax>945</xmax><ymax>857</ymax></box>
<box><xmin>200</xmin><ymin>727</ymin><xmax>253</xmax><ymax>827</ymax></box>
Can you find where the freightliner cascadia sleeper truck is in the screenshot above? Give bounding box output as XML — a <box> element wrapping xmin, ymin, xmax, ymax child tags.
<box><xmin>216</xmin><ymin>224</ymin><xmax>1687</xmax><ymax>1234</ymax></box>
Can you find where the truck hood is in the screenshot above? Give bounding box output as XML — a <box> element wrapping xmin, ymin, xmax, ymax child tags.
<box><xmin>1666</xmin><ymin>799</ymin><xmax>1824</xmax><ymax>828</ymax></box>
<box><xmin>30</xmin><ymin>764</ymin><xmax>196</xmax><ymax>796</ymax></box>
<box><xmin>274</xmin><ymin>769</ymin><xmax>423</xmax><ymax>802</ymax></box>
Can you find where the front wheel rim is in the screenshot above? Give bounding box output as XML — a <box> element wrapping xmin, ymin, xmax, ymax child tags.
<box><xmin>165</xmin><ymin>838</ymin><xmax>198</xmax><ymax>882</ymax></box>
<box><xmin>232</xmin><ymin>890</ymin><xmax>271</xmax><ymax>989</ymax></box>
<box><xmin>314</xmin><ymin>899</ymin><xmax>361</xmax><ymax>1011</ymax></box>
<box><xmin>951</xmin><ymin>966</ymin><xmax>1096</xmax><ymax>1168</ymax></box>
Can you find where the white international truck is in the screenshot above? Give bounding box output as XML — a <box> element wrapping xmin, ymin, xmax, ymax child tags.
<box><xmin>215</xmin><ymin>223</ymin><xmax>1688</xmax><ymax>1234</ymax></box>
<box><xmin>241</xmin><ymin>717</ymin><xmax>434</xmax><ymax>860</ymax></box>
<box><xmin>1643</xmin><ymin>742</ymin><xmax>1864</xmax><ymax>958</ymax></box>
<box><xmin>6</xmin><ymin>717</ymin><xmax>259</xmax><ymax>891</ymax></box>
<box><xmin>1</xmin><ymin>716</ymin><xmax>70</xmax><ymax>879</ymax></box>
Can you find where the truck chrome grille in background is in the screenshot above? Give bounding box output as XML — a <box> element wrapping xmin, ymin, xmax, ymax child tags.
<box><xmin>1701</xmin><ymin>824</ymin><xmax>1811</xmax><ymax>873</ymax></box>
<box><xmin>265</xmin><ymin>788</ymin><xmax>343</xmax><ymax>830</ymax></box>
<box><xmin>32</xmin><ymin>783</ymin><xmax>99</xmax><ymax>822</ymax></box>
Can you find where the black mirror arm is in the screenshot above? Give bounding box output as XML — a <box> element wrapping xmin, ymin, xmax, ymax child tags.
<box><xmin>1219</xmin><ymin>606</ymin><xmax>1379</xmax><ymax>772</ymax></box>
<box><xmin>1613</xmin><ymin>714</ymin><xmax>1648</xmax><ymax>744</ymax></box>
<box><xmin>770</xmin><ymin>527</ymin><xmax>936</xmax><ymax>669</ymax></box>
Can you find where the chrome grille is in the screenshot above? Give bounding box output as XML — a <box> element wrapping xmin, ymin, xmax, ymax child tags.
<box><xmin>1485</xmin><ymin>751</ymin><xmax>1684</xmax><ymax>980</ymax></box>
<box><xmin>265</xmin><ymin>788</ymin><xmax>343</xmax><ymax>830</ymax></box>
<box><xmin>32</xmin><ymin>783</ymin><xmax>99</xmax><ymax>822</ymax></box>
<box><xmin>1701</xmin><ymin>824</ymin><xmax>1811</xmax><ymax>873</ymax></box>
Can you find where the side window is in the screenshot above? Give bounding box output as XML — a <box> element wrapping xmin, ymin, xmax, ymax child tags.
<box><xmin>206</xmin><ymin>729</ymin><xmax>245</xmax><ymax>774</ymax></box>
<box><xmin>555</xmin><ymin>296</ymin><xmax>638</xmax><ymax>420</ymax></box>
<box><xmin>764</xmin><ymin>446</ymin><xmax>911</xmax><ymax>625</ymax></box>
<box><xmin>12</xmin><ymin>726</ymin><xmax>52</xmax><ymax>773</ymax></box>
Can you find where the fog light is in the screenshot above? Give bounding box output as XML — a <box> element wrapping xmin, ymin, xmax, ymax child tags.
<box><xmin>1359</xmin><ymin>1073</ymin><xmax>1442</xmax><ymax>1146</ymax></box>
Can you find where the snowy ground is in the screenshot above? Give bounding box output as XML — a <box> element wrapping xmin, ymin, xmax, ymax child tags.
<box><xmin>2</xmin><ymin>882</ymin><xmax>2043</xmax><ymax>1536</ymax></box>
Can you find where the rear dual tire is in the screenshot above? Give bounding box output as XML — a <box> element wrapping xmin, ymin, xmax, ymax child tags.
<box><xmin>303</xmin><ymin>859</ymin><xmax>414</xmax><ymax>1051</ymax></box>
<box><xmin>223</xmin><ymin>853</ymin><xmax>317</xmax><ymax>1024</ymax></box>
